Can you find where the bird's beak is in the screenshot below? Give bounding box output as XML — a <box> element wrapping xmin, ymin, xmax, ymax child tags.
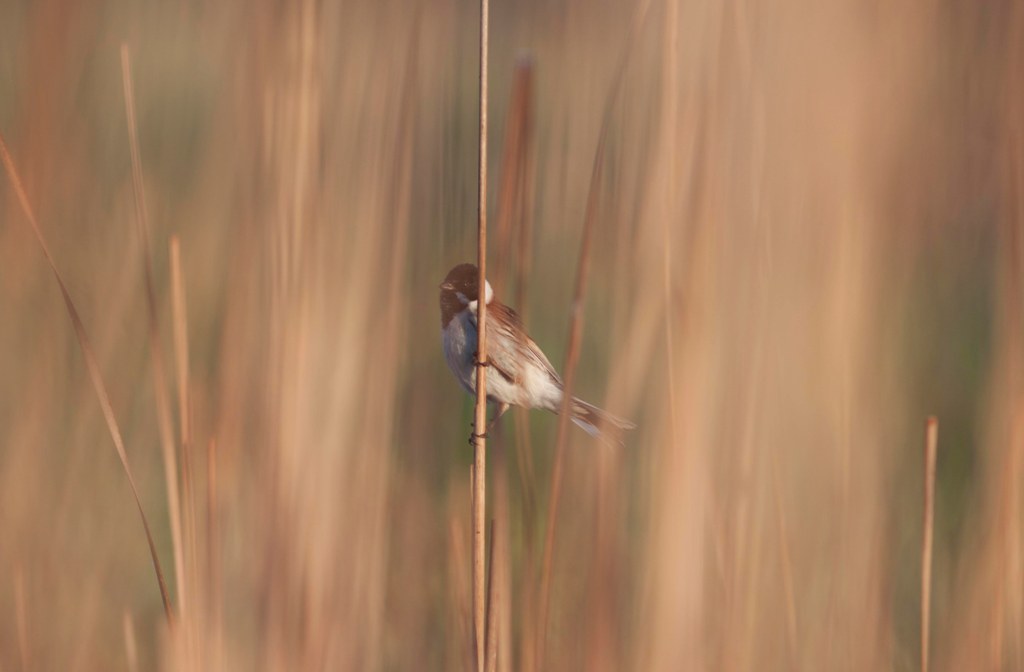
<box><xmin>440</xmin><ymin>281</ymin><xmax>453</xmax><ymax>290</ymax></box>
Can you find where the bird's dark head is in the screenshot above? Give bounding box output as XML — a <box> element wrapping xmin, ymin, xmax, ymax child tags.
<box><xmin>439</xmin><ymin>263</ymin><xmax>493</xmax><ymax>327</ymax></box>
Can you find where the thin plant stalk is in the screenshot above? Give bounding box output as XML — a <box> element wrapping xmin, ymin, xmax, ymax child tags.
<box><xmin>661</xmin><ymin>0</ymin><xmax>680</xmax><ymax>478</ymax></box>
<box><xmin>207</xmin><ymin>438</ymin><xmax>222</xmax><ymax>668</ymax></box>
<box><xmin>513</xmin><ymin>74</ymin><xmax>538</xmax><ymax>672</ymax></box>
<box><xmin>170</xmin><ymin>236</ymin><xmax>200</xmax><ymax>644</ymax></box>
<box><xmin>535</xmin><ymin>2</ymin><xmax>650</xmax><ymax>663</ymax></box>
<box><xmin>15</xmin><ymin>569</ymin><xmax>29</xmax><ymax>671</ymax></box>
<box><xmin>120</xmin><ymin>44</ymin><xmax>186</xmax><ymax>621</ymax></box>
<box><xmin>771</xmin><ymin>452</ymin><xmax>799</xmax><ymax>667</ymax></box>
<box><xmin>123</xmin><ymin>610</ymin><xmax>139</xmax><ymax>672</ymax></box>
<box><xmin>472</xmin><ymin>0</ymin><xmax>490</xmax><ymax>670</ymax></box>
<box><xmin>450</xmin><ymin>511</ymin><xmax>474</xmax><ymax>672</ymax></box>
<box><xmin>922</xmin><ymin>417</ymin><xmax>938</xmax><ymax>672</ymax></box>
<box><xmin>493</xmin><ymin>59</ymin><xmax>536</xmax><ymax>672</ymax></box>
<box><xmin>0</xmin><ymin>133</ymin><xmax>174</xmax><ymax>625</ymax></box>
<box><xmin>493</xmin><ymin>444</ymin><xmax>514</xmax><ymax>672</ymax></box>
<box><xmin>485</xmin><ymin>519</ymin><xmax>499</xmax><ymax>672</ymax></box>
<box><xmin>493</xmin><ymin>60</ymin><xmax>532</xmax><ymax>286</ymax></box>
<box><xmin>536</xmin><ymin>132</ymin><xmax>606</xmax><ymax>665</ymax></box>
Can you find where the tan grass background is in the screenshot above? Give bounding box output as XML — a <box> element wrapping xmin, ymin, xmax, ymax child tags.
<box><xmin>0</xmin><ymin>0</ymin><xmax>1021</xmax><ymax>670</ymax></box>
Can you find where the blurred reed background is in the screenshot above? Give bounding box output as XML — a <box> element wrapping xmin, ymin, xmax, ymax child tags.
<box><xmin>0</xmin><ymin>0</ymin><xmax>1022</xmax><ymax>670</ymax></box>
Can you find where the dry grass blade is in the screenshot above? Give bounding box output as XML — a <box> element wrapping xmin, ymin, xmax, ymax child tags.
<box><xmin>206</xmin><ymin>438</ymin><xmax>222</xmax><ymax>667</ymax></box>
<box><xmin>493</xmin><ymin>60</ymin><xmax>532</xmax><ymax>287</ymax></box>
<box><xmin>536</xmin><ymin>131</ymin><xmax>606</xmax><ymax>664</ymax></box>
<box><xmin>0</xmin><ymin>133</ymin><xmax>174</xmax><ymax>625</ymax></box>
<box><xmin>450</xmin><ymin>512</ymin><xmax>474</xmax><ymax>672</ymax></box>
<box><xmin>485</xmin><ymin>519</ymin><xmax>499</xmax><ymax>672</ymax></box>
<box><xmin>536</xmin><ymin>1</ymin><xmax>651</xmax><ymax>662</ymax></box>
<box><xmin>169</xmin><ymin>236</ymin><xmax>199</xmax><ymax>612</ymax></box>
<box><xmin>169</xmin><ymin>236</ymin><xmax>200</xmax><ymax>667</ymax></box>
<box><xmin>122</xmin><ymin>610</ymin><xmax>139</xmax><ymax>672</ymax></box>
<box><xmin>922</xmin><ymin>417</ymin><xmax>938</xmax><ymax>672</ymax></box>
<box><xmin>120</xmin><ymin>44</ymin><xmax>186</xmax><ymax>621</ymax></box>
<box><xmin>491</xmin><ymin>59</ymin><xmax>537</xmax><ymax>672</ymax></box>
<box><xmin>16</xmin><ymin>569</ymin><xmax>29</xmax><ymax>671</ymax></box>
<box><xmin>771</xmin><ymin>452</ymin><xmax>799</xmax><ymax>667</ymax></box>
<box><xmin>170</xmin><ymin>238</ymin><xmax>193</xmax><ymax>460</ymax></box>
<box><xmin>506</xmin><ymin>59</ymin><xmax>536</xmax><ymax>325</ymax></box>
<box><xmin>472</xmin><ymin>0</ymin><xmax>491</xmax><ymax>670</ymax></box>
<box><xmin>493</xmin><ymin>446</ymin><xmax>514</xmax><ymax>672</ymax></box>
<box><xmin>661</xmin><ymin>0</ymin><xmax>680</xmax><ymax>473</ymax></box>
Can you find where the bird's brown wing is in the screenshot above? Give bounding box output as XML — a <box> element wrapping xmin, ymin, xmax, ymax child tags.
<box><xmin>484</xmin><ymin>301</ymin><xmax>562</xmax><ymax>387</ymax></box>
<box><xmin>474</xmin><ymin>302</ymin><xmax>521</xmax><ymax>385</ymax></box>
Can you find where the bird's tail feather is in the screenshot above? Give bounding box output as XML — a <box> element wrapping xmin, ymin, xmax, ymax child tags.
<box><xmin>569</xmin><ymin>397</ymin><xmax>636</xmax><ymax>444</ymax></box>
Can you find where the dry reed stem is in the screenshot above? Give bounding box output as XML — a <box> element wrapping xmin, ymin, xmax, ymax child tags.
<box><xmin>512</xmin><ymin>60</ymin><xmax>536</xmax><ymax>319</ymax></box>
<box><xmin>122</xmin><ymin>610</ymin><xmax>139</xmax><ymax>672</ymax></box>
<box><xmin>0</xmin><ymin>132</ymin><xmax>174</xmax><ymax>625</ymax></box>
<box><xmin>585</xmin><ymin>444</ymin><xmax>622</xmax><ymax>671</ymax></box>
<box><xmin>771</xmin><ymin>452</ymin><xmax>799</xmax><ymax>668</ymax></box>
<box><xmin>514</xmin><ymin>118</ymin><xmax>539</xmax><ymax>672</ymax></box>
<box><xmin>493</xmin><ymin>445</ymin><xmax>514</xmax><ymax>672</ymax></box>
<box><xmin>473</xmin><ymin>0</ymin><xmax>490</xmax><ymax>669</ymax></box>
<box><xmin>485</xmin><ymin>519</ymin><xmax>499</xmax><ymax>672</ymax></box>
<box><xmin>536</xmin><ymin>2</ymin><xmax>650</xmax><ymax>662</ymax></box>
<box><xmin>492</xmin><ymin>60</ymin><xmax>535</xmax><ymax>672</ymax></box>
<box><xmin>922</xmin><ymin>417</ymin><xmax>938</xmax><ymax>672</ymax></box>
<box><xmin>494</xmin><ymin>63</ymin><xmax>540</xmax><ymax>672</ymax></box>
<box><xmin>450</xmin><ymin>513</ymin><xmax>474</xmax><ymax>672</ymax></box>
<box><xmin>494</xmin><ymin>61</ymin><xmax>532</xmax><ymax>286</ymax></box>
<box><xmin>500</xmin><ymin>66</ymin><xmax>536</xmax><ymax>425</ymax></box>
<box><xmin>169</xmin><ymin>238</ymin><xmax>193</xmax><ymax>487</ymax></box>
<box><xmin>69</xmin><ymin>583</ymin><xmax>101</xmax><ymax>671</ymax></box>
<box><xmin>170</xmin><ymin>236</ymin><xmax>199</xmax><ymax>658</ymax></box>
<box><xmin>15</xmin><ymin>569</ymin><xmax>29</xmax><ymax>671</ymax></box>
<box><xmin>120</xmin><ymin>44</ymin><xmax>187</xmax><ymax>622</ymax></box>
<box><xmin>206</xmin><ymin>438</ymin><xmax>222</xmax><ymax>668</ymax></box>
<box><xmin>536</xmin><ymin>129</ymin><xmax>605</xmax><ymax>671</ymax></box>
<box><xmin>998</xmin><ymin>35</ymin><xmax>1024</xmax><ymax>664</ymax></box>
<box><xmin>661</xmin><ymin>0</ymin><xmax>680</xmax><ymax>487</ymax></box>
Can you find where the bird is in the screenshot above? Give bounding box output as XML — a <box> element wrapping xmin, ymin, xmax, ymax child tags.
<box><xmin>439</xmin><ymin>262</ymin><xmax>635</xmax><ymax>443</ymax></box>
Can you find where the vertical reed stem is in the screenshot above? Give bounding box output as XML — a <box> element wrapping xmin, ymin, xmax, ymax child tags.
<box><xmin>0</xmin><ymin>133</ymin><xmax>174</xmax><ymax>626</ymax></box>
<box><xmin>485</xmin><ymin>519</ymin><xmax>499</xmax><ymax>672</ymax></box>
<box><xmin>473</xmin><ymin>0</ymin><xmax>490</xmax><ymax>670</ymax></box>
<box><xmin>536</xmin><ymin>136</ymin><xmax>605</xmax><ymax>666</ymax></box>
<box><xmin>922</xmin><ymin>416</ymin><xmax>938</xmax><ymax>672</ymax></box>
<box><xmin>120</xmin><ymin>45</ymin><xmax>185</xmax><ymax>623</ymax></box>
<box><xmin>534</xmin><ymin>8</ymin><xmax>650</xmax><ymax>665</ymax></box>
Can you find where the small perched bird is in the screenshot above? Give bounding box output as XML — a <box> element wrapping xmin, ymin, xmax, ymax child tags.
<box><xmin>439</xmin><ymin>263</ymin><xmax>635</xmax><ymax>442</ymax></box>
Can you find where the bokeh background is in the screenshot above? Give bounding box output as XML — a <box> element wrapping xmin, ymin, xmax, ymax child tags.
<box><xmin>1</xmin><ymin>0</ymin><xmax>1022</xmax><ymax>670</ymax></box>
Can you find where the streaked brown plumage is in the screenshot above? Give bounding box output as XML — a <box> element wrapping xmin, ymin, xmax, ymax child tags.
<box><xmin>439</xmin><ymin>263</ymin><xmax>635</xmax><ymax>441</ymax></box>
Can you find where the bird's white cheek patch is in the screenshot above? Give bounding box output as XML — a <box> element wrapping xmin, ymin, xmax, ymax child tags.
<box><xmin>484</xmin><ymin>280</ymin><xmax>494</xmax><ymax>304</ymax></box>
